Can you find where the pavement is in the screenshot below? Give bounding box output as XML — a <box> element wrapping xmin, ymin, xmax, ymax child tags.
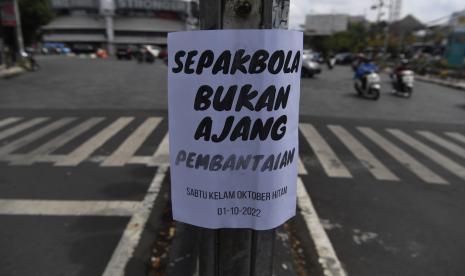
<box><xmin>416</xmin><ymin>74</ymin><xmax>465</xmax><ymax>91</ymax></box>
<box><xmin>0</xmin><ymin>65</ymin><xmax>24</xmax><ymax>79</ymax></box>
<box><xmin>0</xmin><ymin>56</ymin><xmax>465</xmax><ymax>276</ymax></box>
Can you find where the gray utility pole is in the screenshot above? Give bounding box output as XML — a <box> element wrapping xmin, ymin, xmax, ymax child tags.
<box><xmin>100</xmin><ymin>0</ymin><xmax>115</xmax><ymax>55</ymax></box>
<box><xmin>13</xmin><ymin>0</ymin><xmax>24</xmax><ymax>55</ymax></box>
<box><xmin>375</xmin><ymin>0</ymin><xmax>384</xmax><ymax>23</ymax></box>
<box><xmin>197</xmin><ymin>1</ymin><xmax>290</xmax><ymax>275</ymax></box>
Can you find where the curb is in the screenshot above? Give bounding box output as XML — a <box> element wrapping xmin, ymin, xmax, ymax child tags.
<box><xmin>0</xmin><ymin>67</ymin><xmax>25</xmax><ymax>79</ymax></box>
<box><xmin>296</xmin><ymin>177</ymin><xmax>347</xmax><ymax>276</ymax></box>
<box><xmin>416</xmin><ymin>75</ymin><xmax>465</xmax><ymax>91</ymax></box>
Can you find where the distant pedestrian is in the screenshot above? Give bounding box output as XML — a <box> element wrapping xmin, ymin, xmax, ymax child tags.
<box><xmin>28</xmin><ymin>51</ymin><xmax>40</xmax><ymax>71</ymax></box>
<box><xmin>4</xmin><ymin>46</ymin><xmax>12</xmax><ymax>68</ymax></box>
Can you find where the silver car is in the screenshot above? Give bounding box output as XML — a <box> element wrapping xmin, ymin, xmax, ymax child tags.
<box><xmin>301</xmin><ymin>50</ymin><xmax>322</xmax><ymax>78</ymax></box>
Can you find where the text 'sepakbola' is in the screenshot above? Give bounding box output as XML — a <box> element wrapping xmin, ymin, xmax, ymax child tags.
<box><xmin>171</xmin><ymin>49</ymin><xmax>301</xmax><ymax>142</ymax></box>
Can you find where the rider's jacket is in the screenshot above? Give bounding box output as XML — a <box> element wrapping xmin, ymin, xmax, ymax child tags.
<box><xmin>354</xmin><ymin>63</ymin><xmax>378</xmax><ymax>79</ymax></box>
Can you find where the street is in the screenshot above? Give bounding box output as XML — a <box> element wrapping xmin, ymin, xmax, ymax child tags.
<box><xmin>1</xmin><ymin>56</ymin><xmax>465</xmax><ymax>275</ymax></box>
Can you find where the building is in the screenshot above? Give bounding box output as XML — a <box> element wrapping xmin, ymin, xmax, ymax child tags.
<box><xmin>304</xmin><ymin>14</ymin><xmax>349</xmax><ymax>36</ymax></box>
<box><xmin>41</xmin><ymin>0</ymin><xmax>198</xmax><ymax>54</ymax></box>
<box><xmin>389</xmin><ymin>15</ymin><xmax>424</xmax><ymax>37</ymax></box>
<box><xmin>445</xmin><ymin>10</ymin><xmax>465</xmax><ymax>67</ymax></box>
<box><xmin>450</xmin><ymin>9</ymin><xmax>465</xmax><ymax>31</ymax></box>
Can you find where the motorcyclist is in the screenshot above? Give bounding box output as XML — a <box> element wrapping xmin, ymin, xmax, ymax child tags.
<box><xmin>392</xmin><ymin>59</ymin><xmax>410</xmax><ymax>90</ymax></box>
<box><xmin>352</xmin><ymin>53</ymin><xmax>364</xmax><ymax>71</ymax></box>
<box><xmin>326</xmin><ymin>52</ymin><xmax>335</xmax><ymax>69</ymax></box>
<box><xmin>354</xmin><ymin>57</ymin><xmax>378</xmax><ymax>89</ymax></box>
<box><xmin>21</xmin><ymin>49</ymin><xmax>40</xmax><ymax>71</ymax></box>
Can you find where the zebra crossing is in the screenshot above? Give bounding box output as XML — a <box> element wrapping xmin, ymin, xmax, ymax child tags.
<box><xmin>0</xmin><ymin>116</ymin><xmax>464</xmax><ymax>184</ymax></box>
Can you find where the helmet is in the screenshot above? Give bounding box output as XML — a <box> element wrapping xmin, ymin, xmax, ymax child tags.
<box><xmin>401</xmin><ymin>58</ymin><xmax>409</xmax><ymax>65</ymax></box>
<box><xmin>362</xmin><ymin>56</ymin><xmax>372</xmax><ymax>63</ymax></box>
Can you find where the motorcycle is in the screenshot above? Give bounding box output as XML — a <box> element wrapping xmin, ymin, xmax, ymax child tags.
<box><xmin>20</xmin><ymin>51</ymin><xmax>40</xmax><ymax>72</ymax></box>
<box><xmin>354</xmin><ymin>71</ymin><xmax>381</xmax><ymax>100</ymax></box>
<box><xmin>327</xmin><ymin>57</ymin><xmax>336</xmax><ymax>70</ymax></box>
<box><xmin>392</xmin><ymin>70</ymin><xmax>414</xmax><ymax>98</ymax></box>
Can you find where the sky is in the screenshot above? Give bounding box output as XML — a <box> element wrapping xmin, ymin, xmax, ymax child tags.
<box><xmin>289</xmin><ymin>0</ymin><xmax>465</xmax><ymax>29</ymax></box>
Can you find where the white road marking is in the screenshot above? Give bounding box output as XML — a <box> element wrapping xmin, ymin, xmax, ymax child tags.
<box><xmin>298</xmin><ymin>158</ymin><xmax>308</xmax><ymax>175</ymax></box>
<box><xmin>148</xmin><ymin>133</ymin><xmax>170</xmax><ymax>166</ymax></box>
<box><xmin>0</xmin><ymin>118</ymin><xmax>75</xmax><ymax>156</ymax></box>
<box><xmin>388</xmin><ymin>129</ymin><xmax>465</xmax><ymax>180</ymax></box>
<box><xmin>4</xmin><ymin>154</ymin><xmax>151</xmax><ymax>167</ymax></box>
<box><xmin>299</xmin><ymin>123</ymin><xmax>352</xmax><ymax>178</ymax></box>
<box><xmin>358</xmin><ymin>127</ymin><xmax>448</xmax><ymax>184</ymax></box>
<box><xmin>1</xmin><ymin>154</ymin><xmax>64</xmax><ymax>163</ymax></box>
<box><xmin>10</xmin><ymin>117</ymin><xmax>105</xmax><ymax>165</ymax></box>
<box><xmin>0</xmin><ymin>117</ymin><xmax>22</xmax><ymax>129</ymax></box>
<box><xmin>103</xmin><ymin>130</ymin><xmax>171</xmax><ymax>272</ymax></box>
<box><xmin>55</xmin><ymin>117</ymin><xmax>134</xmax><ymax>166</ymax></box>
<box><xmin>445</xmin><ymin>132</ymin><xmax>465</xmax><ymax>145</ymax></box>
<box><xmin>4</xmin><ymin>154</ymin><xmax>109</xmax><ymax>164</ymax></box>
<box><xmin>0</xmin><ymin>117</ymin><xmax>49</xmax><ymax>141</ymax></box>
<box><xmin>297</xmin><ymin>177</ymin><xmax>347</xmax><ymax>276</ymax></box>
<box><xmin>418</xmin><ymin>131</ymin><xmax>465</xmax><ymax>159</ymax></box>
<box><xmin>101</xmin><ymin>117</ymin><xmax>162</xmax><ymax>167</ymax></box>
<box><xmin>329</xmin><ymin>125</ymin><xmax>399</xmax><ymax>181</ymax></box>
<box><xmin>0</xmin><ymin>199</ymin><xmax>140</xmax><ymax>216</ymax></box>
<box><xmin>103</xmin><ymin>165</ymin><xmax>168</xmax><ymax>276</ymax></box>
<box><xmin>128</xmin><ymin>156</ymin><xmax>152</xmax><ymax>165</ymax></box>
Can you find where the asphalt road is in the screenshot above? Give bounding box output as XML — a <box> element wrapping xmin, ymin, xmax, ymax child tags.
<box><xmin>0</xmin><ymin>56</ymin><xmax>464</xmax><ymax>276</ymax></box>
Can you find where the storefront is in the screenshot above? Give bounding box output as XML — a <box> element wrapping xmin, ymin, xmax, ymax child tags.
<box><xmin>41</xmin><ymin>0</ymin><xmax>197</xmax><ymax>54</ymax></box>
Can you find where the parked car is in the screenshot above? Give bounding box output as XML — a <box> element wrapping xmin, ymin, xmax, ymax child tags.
<box><xmin>72</xmin><ymin>44</ymin><xmax>96</xmax><ymax>54</ymax></box>
<box><xmin>158</xmin><ymin>48</ymin><xmax>168</xmax><ymax>60</ymax></box>
<box><xmin>335</xmin><ymin>53</ymin><xmax>354</xmax><ymax>65</ymax></box>
<box><xmin>96</xmin><ymin>48</ymin><xmax>108</xmax><ymax>59</ymax></box>
<box><xmin>302</xmin><ymin>49</ymin><xmax>314</xmax><ymax>60</ymax></box>
<box><xmin>301</xmin><ymin>49</ymin><xmax>322</xmax><ymax>77</ymax></box>
<box><xmin>301</xmin><ymin>59</ymin><xmax>322</xmax><ymax>78</ymax></box>
<box><xmin>158</xmin><ymin>48</ymin><xmax>167</xmax><ymax>64</ymax></box>
<box><xmin>41</xmin><ymin>42</ymin><xmax>71</xmax><ymax>55</ymax></box>
<box><xmin>135</xmin><ymin>45</ymin><xmax>160</xmax><ymax>63</ymax></box>
<box><xmin>116</xmin><ymin>45</ymin><xmax>137</xmax><ymax>60</ymax></box>
<box><xmin>145</xmin><ymin>45</ymin><xmax>160</xmax><ymax>62</ymax></box>
<box><xmin>312</xmin><ymin>52</ymin><xmax>325</xmax><ymax>64</ymax></box>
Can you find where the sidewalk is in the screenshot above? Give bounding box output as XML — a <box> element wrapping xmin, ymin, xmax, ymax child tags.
<box><xmin>416</xmin><ymin>74</ymin><xmax>465</xmax><ymax>91</ymax></box>
<box><xmin>0</xmin><ymin>65</ymin><xmax>25</xmax><ymax>79</ymax></box>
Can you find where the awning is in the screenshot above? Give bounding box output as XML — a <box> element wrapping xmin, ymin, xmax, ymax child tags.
<box><xmin>42</xmin><ymin>16</ymin><xmax>105</xmax><ymax>30</ymax></box>
<box><xmin>42</xmin><ymin>16</ymin><xmax>186</xmax><ymax>33</ymax></box>
<box><xmin>114</xmin><ymin>17</ymin><xmax>185</xmax><ymax>32</ymax></box>
<box><xmin>43</xmin><ymin>34</ymin><xmax>106</xmax><ymax>43</ymax></box>
<box><xmin>113</xmin><ymin>35</ymin><xmax>167</xmax><ymax>45</ymax></box>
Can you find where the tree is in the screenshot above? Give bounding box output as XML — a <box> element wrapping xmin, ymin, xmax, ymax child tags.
<box><xmin>18</xmin><ymin>0</ymin><xmax>53</xmax><ymax>45</ymax></box>
<box><xmin>323</xmin><ymin>22</ymin><xmax>369</xmax><ymax>54</ymax></box>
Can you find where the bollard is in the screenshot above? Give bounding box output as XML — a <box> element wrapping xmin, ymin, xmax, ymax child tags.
<box><xmin>196</xmin><ymin>1</ymin><xmax>290</xmax><ymax>275</ymax></box>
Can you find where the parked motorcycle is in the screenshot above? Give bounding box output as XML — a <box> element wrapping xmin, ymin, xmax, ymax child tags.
<box><xmin>354</xmin><ymin>71</ymin><xmax>381</xmax><ymax>100</ymax></box>
<box><xmin>392</xmin><ymin>70</ymin><xmax>414</xmax><ymax>98</ymax></box>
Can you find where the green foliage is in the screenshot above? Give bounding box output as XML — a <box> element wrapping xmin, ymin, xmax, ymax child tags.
<box><xmin>311</xmin><ymin>23</ymin><xmax>369</xmax><ymax>54</ymax></box>
<box><xmin>19</xmin><ymin>0</ymin><xmax>54</xmax><ymax>45</ymax></box>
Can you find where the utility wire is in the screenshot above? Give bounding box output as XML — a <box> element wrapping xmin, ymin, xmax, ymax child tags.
<box><xmin>423</xmin><ymin>9</ymin><xmax>465</xmax><ymax>26</ymax></box>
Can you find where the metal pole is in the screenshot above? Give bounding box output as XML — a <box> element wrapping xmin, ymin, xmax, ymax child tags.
<box><xmin>104</xmin><ymin>15</ymin><xmax>114</xmax><ymax>55</ymax></box>
<box><xmin>197</xmin><ymin>1</ymin><xmax>290</xmax><ymax>275</ymax></box>
<box><xmin>12</xmin><ymin>0</ymin><xmax>24</xmax><ymax>56</ymax></box>
<box><xmin>383</xmin><ymin>25</ymin><xmax>389</xmax><ymax>55</ymax></box>
<box><xmin>100</xmin><ymin>0</ymin><xmax>115</xmax><ymax>55</ymax></box>
<box><xmin>376</xmin><ymin>0</ymin><xmax>384</xmax><ymax>23</ymax></box>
